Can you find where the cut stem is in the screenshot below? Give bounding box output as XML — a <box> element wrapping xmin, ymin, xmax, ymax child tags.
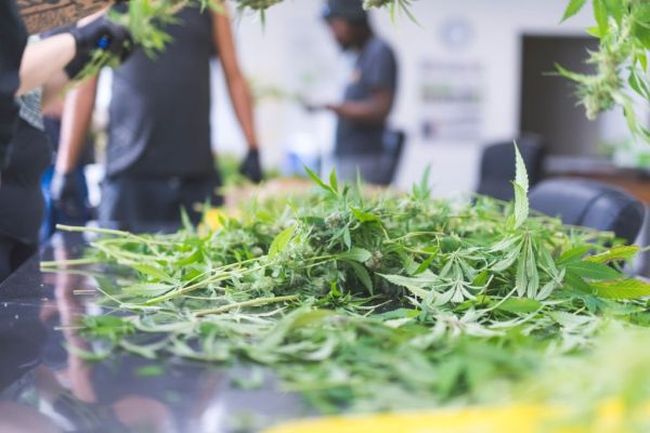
<box><xmin>194</xmin><ymin>295</ymin><xmax>299</xmax><ymax>317</ymax></box>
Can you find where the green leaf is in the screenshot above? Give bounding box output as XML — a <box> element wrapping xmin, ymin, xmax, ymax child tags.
<box><xmin>565</xmin><ymin>271</ymin><xmax>593</xmax><ymax>293</ymax></box>
<box><xmin>305</xmin><ymin>166</ymin><xmax>336</xmax><ymax>195</ymax></box>
<box><xmin>268</xmin><ymin>225</ymin><xmax>296</xmax><ymax>258</ymax></box>
<box><xmin>436</xmin><ymin>358</ymin><xmax>464</xmax><ymax>398</ymax></box>
<box><xmin>602</xmin><ymin>0</ymin><xmax>624</xmax><ymax>22</ymax></box>
<box><xmin>586</xmin><ymin>246</ymin><xmax>640</xmax><ymax>264</ymax></box>
<box><xmin>133</xmin><ymin>264</ymin><xmax>172</xmax><ymax>282</ymax></box>
<box><xmin>180</xmin><ymin>207</ymin><xmax>195</xmax><ymax>233</ymax></box>
<box><xmin>491</xmin><ymin>247</ymin><xmax>521</xmax><ymax>272</ymax></box>
<box><xmin>329</xmin><ymin>169</ymin><xmax>339</xmax><ymax>193</ymax></box>
<box><xmin>336</xmin><ymin>247</ymin><xmax>372</xmax><ymax>263</ymax></box>
<box><xmin>379</xmin><ymin>272</ymin><xmax>437</xmax><ymax>298</ymax></box>
<box><xmin>628</xmin><ymin>69</ymin><xmax>650</xmax><ymax>100</ymax></box>
<box><xmin>83</xmin><ymin>315</ymin><xmax>134</xmax><ymax>341</ymax></box>
<box><xmin>415</xmin><ymin>253</ymin><xmax>437</xmax><ymax>275</ymax></box>
<box><xmin>638</xmin><ymin>52</ymin><xmax>648</xmax><ymax>71</ymax></box>
<box><xmin>496</xmin><ymin>298</ymin><xmax>543</xmax><ymax>314</ymax></box>
<box><xmin>376</xmin><ymin>308</ymin><xmax>419</xmax><ymax>320</ymax></box>
<box><xmin>561</xmin><ymin>0</ymin><xmax>587</xmax><ymax>22</ymax></box>
<box><xmin>123</xmin><ymin>283</ymin><xmax>174</xmax><ymax>298</ymax></box>
<box><xmin>347</xmin><ymin>261</ymin><xmax>374</xmax><ymax>294</ymax></box>
<box><xmin>351</xmin><ymin>207</ymin><xmax>381</xmax><ymax>223</ymax></box>
<box><xmin>512</xmin><ymin>142</ymin><xmax>529</xmax><ymax>230</ymax></box>
<box><xmin>558</xmin><ymin>245</ymin><xmax>591</xmax><ymax>265</ymax></box>
<box><xmin>566</xmin><ymin>261</ymin><xmax>622</xmax><ymax>280</ymax></box>
<box><xmin>123</xmin><ymin>283</ymin><xmax>174</xmax><ymax>297</ymax></box>
<box><xmin>590</xmin><ymin>279</ymin><xmax>650</xmax><ymax>299</ymax></box>
<box><xmin>66</xmin><ymin>344</ymin><xmax>110</xmax><ymax>362</ymax></box>
<box><xmin>593</xmin><ymin>0</ymin><xmax>609</xmax><ymax>36</ymax></box>
<box><xmin>412</xmin><ymin>166</ymin><xmax>432</xmax><ymax>200</ymax></box>
<box><xmin>472</xmin><ymin>270</ymin><xmax>490</xmax><ymax>287</ymax></box>
<box><xmin>120</xmin><ymin>339</ymin><xmax>158</xmax><ymax>359</ymax></box>
<box><xmin>516</xmin><ymin>250</ymin><xmax>527</xmax><ymax>297</ymax></box>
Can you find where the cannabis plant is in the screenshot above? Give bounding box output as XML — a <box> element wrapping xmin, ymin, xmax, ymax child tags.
<box><xmin>45</xmin><ymin>145</ymin><xmax>650</xmax><ymax>413</ymax></box>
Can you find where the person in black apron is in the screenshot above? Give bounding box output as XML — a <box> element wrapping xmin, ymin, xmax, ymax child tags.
<box><xmin>0</xmin><ymin>1</ymin><xmax>131</xmax><ymax>283</ymax></box>
<box><xmin>51</xmin><ymin>4</ymin><xmax>263</xmax><ymax>232</ymax></box>
<box><xmin>320</xmin><ymin>0</ymin><xmax>398</xmax><ymax>184</ymax></box>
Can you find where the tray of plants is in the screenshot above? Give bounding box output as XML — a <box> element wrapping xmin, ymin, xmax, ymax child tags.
<box><xmin>32</xmin><ymin>144</ymin><xmax>649</xmax><ymax>432</ymax></box>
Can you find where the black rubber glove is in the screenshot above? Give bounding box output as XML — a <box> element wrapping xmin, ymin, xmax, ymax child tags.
<box><xmin>65</xmin><ymin>8</ymin><xmax>133</xmax><ymax>79</ymax></box>
<box><xmin>50</xmin><ymin>171</ymin><xmax>85</xmax><ymax>220</ymax></box>
<box><xmin>239</xmin><ymin>149</ymin><xmax>263</xmax><ymax>184</ymax></box>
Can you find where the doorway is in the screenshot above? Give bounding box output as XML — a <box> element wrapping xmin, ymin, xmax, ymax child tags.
<box><xmin>519</xmin><ymin>35</ymin><xmax>601</xmax><ymax>156</ymax></box>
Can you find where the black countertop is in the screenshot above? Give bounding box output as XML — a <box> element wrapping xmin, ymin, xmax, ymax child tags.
<box><xmin>0</xmin><ymin>233</ymin><xmax>309</xmax><ymax>433</ymax></box>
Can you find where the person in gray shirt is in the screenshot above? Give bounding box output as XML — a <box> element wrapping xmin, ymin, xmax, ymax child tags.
<box><xmin>321</xmin><ymin>0</ymin><xmax>398</xmax><ymax>184</ymax></box>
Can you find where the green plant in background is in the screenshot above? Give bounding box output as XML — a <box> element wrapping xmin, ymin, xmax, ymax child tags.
<box><xmin>560</xmin><ymin>0</ymin><xmax>650</xmax><ymax>142</ymax></box>
<box><xmin>45</xmin><ymin>145</ymin><xmax>650</xmax><ymax>414</ymax></box>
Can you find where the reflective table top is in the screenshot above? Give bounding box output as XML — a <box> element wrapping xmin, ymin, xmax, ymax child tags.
<box><xmin>0</xmin><ymin>233</ymin><xmax>309</xmax><ymax>433</ymax></box>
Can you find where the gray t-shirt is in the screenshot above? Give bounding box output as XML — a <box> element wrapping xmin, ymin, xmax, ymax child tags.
<box><xmin>335</xmin><ymin>36</ymin><xmax>398</xmax><ymax>156</ymax></box>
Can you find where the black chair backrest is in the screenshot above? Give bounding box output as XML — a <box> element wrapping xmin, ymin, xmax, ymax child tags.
<box><xmin>378</xmin><ymin>130</ymin><xmax>406</xmax><ymax>186</ymax></box>
<box><xmin>529</xmin><ymin>178</ymin><xmax>646</xmax><ymax>244</ymax></box>
<box><xmin>477</xmin><ymin>134</ymin><xmax>545</xmax><ymax>201</ymax></box>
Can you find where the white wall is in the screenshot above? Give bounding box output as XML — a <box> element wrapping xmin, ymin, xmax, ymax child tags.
<box><xmin>213</xmin><ymin>0</ymin><xmax>595</xmax><ymax>196</ymax></box>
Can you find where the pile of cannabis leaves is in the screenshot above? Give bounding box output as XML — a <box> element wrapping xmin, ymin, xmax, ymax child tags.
<box><xmin>47</xmin><ymin>146</ymin><xmax>650</xmax><ymax>413</ymax></box>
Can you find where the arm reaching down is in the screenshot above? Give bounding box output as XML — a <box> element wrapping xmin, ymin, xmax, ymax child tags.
<box><xmin>50</xmin><ymin>76</ymin><xmax>98</xmax><ymax>217</ymax></box>
<box><xmin>211</xmin><ymin>5</ymin><xmax>263</xmax><ymax>183</ymax></box>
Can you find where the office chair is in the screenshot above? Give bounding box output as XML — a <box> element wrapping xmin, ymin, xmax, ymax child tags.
<box><xmin>376</xmin><ymin>130</ymin><xmax>406</xmax><ymax>186</ymax></box>
<box><xmin>529</xmin><ymin>178</ymin><xmax>646</xmax><ymax>244</ymax></box>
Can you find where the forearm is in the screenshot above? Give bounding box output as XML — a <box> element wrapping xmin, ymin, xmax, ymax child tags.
<box><xmin>16</xmin><ymin>0</ymin><xmax>109</xmax><ymax>34</ymax></box>
<box><xmin>17</xmin><ymin>34</ymin><xmax>76</xmax><ymax>96</ymax></box>
<box><xmin>55</xmin><ymin>76</ymin><xmax>98</xmax><ymax>173</ymax></box>
<box><xmin>227</xmin><ymin>75</ymin><xmax>258</xmax><ymax>149</ymax></box>
<box><xmin>41</xmin><ymin>70</ymin><xmax>70</xmax><ymax>110</ymax></box>
<box><xmin>328</xmin><ymin>100</ymin><xmax>388</xmax><ymax>125</ymax></box>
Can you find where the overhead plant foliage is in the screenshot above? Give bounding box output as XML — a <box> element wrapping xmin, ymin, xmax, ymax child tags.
<box><xmin>45</xmin><ymin>144</ymin><xmax>650</xmax><ymax>413</ymax></box>
<box><xmin>72</xmin><ymin>0</ymin><xmax>415</xmax><ymax>79</ymax></box>
<box><xmin>560</xmin><ymin>0</ymin><xmax>650</xmax><ymax>142</ymax></box>
<box><xmin>69</xmin><ymin>0</ymin><xmax>648</xmax><ymax>140</ymax></box>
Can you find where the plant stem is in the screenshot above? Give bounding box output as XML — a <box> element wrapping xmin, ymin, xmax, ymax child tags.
<box><xmin>194</xmin><ymin>295</ymin><xmax>299</xmax><ymax>317</ymax></box>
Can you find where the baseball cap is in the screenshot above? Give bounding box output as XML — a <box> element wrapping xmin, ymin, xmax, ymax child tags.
<box><xmin>322</xmin><ymin>0</ymin><xmax>368</xmax><ymax>22</ymax></box>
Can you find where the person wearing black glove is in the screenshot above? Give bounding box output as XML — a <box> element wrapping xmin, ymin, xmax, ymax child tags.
<box><xmin>50</xmin><ymin>171</ymin><xmax>89</xmax><ymax>222</ymax></box>
<box><xmin>239</xmin><ymin>148</ymin><xmax>263</xmax><ymax>184</ymax></box>
<box><xmin>64</xmin><ymin>6</ymin><xmax>133</xmax><ymax>79</ymax></box>
<box><xmin>0</xmin><ymin>4</ymin><xmax>132</xmax><ymax>282</ymax></box>
<box><xmin>54</xmin><ymin>3</ymin><xmax>261</xmax><ymax>233</ymax></box>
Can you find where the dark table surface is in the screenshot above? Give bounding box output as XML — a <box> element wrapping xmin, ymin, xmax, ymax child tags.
<box><xmin>0</xmin><ymin>232</ymin><xmax>309</xmax><ymax>433</ymax></box>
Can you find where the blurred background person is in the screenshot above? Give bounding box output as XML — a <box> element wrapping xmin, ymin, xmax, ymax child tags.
<box><xmin>40</xmin><ymin>97</ymin><xmax>93</xmax><ymax>242</ymax></box>
<box><xmin>51</xmin><ymin>2</ymin><xmax>262</xmax><ymax>232</ymax></box>
<box><xmin>319</xmin><ymin>0</ymin><xmax>398</xmax><ymax>184</ymax></box>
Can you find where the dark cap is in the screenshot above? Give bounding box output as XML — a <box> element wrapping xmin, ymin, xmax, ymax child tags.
<box><xmin>322</xmin><ymin>0</ymin><xmax>368</xmax><ymax>22</ymax></box>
